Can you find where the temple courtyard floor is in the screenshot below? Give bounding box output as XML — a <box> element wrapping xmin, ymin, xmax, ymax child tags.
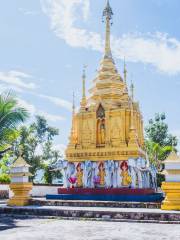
<box><xmin>0</xmin><ymin>217</ymin><xmax>180</xmax><ymax>240</ymax></box>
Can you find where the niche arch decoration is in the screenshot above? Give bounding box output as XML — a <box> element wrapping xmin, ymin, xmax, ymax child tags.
<box><xmin>96</xmin><ymin>104</ymin><xmax>106</xmax><ymax>146</ymax></box>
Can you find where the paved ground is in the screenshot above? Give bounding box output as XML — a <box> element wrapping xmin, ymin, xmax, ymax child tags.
<box><xmin>0</xmin><ymin>217</ymin><xmax>180</xmax><ymax>240</ymax></box>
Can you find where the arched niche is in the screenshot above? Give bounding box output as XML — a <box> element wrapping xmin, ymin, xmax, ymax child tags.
<box><xmin>96</xmin><ymin>104</ymin><xmax>106</xmax><ymax>146</ymax></box>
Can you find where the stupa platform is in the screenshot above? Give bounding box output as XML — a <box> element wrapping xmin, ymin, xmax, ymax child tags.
<box><xmin>46</xmin><ymin>188</ymin><xmax>163</xmax><ymax>202</ymax></box>
<box><xmin>58</xmin><ymin>187</ymin><xmax>156</xmax><ymax>195</ymax></box>
<box><xmin>0</xmin><ymin>204</ymin><xmax>180</xmax><ymax>224</ymax></box>
<box><xmin>30</xmin><ymin>198</ymin><xmax>161</xmax><ymax>209</ymax></box>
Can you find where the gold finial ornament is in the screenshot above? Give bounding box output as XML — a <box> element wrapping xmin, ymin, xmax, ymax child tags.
<box><xmin>81</xmin><ymin>65</ymin><xmax>87</xmax><ymax>109</ymax></box>
<box><xmin>82</xmin><ymin>65</ymin><xmax>87</xmax><ymax>99</ymax></box>
<box><xmin>123</xmin><ymin>57</ymin><xmax>127</xmax><ymax>84</ymax></box>
<box><xmin>123</xmin><ymin>57</ymin><xmax>129</xmax><ymax>94</ymax></box>
<box><xmin>130</xmin><ymin>80</ymin><xmax>134</xmax><ymax>101</ymax></box>
<box><xmin>72</xmin><ymin>91</ymin><xmax>75</xmax><ymax>115</ymax></box>
<box><xmin>70</xmin><ymin>92</ymin><xmax>77</xmax><ymax>145</ymax></box>
<box><xmin>103</xmin><ymin>0</ymin><xmax>113</xmax><ymax>59</ymax></box>
<box><xmin>129</xmin><ymin>79</ymin><xmax>135</xmax><ymax>128</ymax></box>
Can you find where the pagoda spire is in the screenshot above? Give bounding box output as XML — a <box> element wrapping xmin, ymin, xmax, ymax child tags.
<box><xmin>130</xmin><ymin>80</ymin><xmax>134</xmax><ymax>103</ymax></box>
<box><xmin>81</xmin><ymin>65</ymin><xmax>87</xmax><ymax>109</ymax></box>
<box><xmin>82</xmin><ymin>65</ymin><xmax>87</xmax><ymax>99</ymax></box>
<box><xmin>130</xmin><ymin>80</ymin><xmax>135</xmax><ymax>129</ymax></box>
<box><xmin>103</xmin><ymin>0</ymin><xmax>113</xmax><ymax>59</ymax></box>
<box><xmin>72</xmin><ymin>91</ymin><xmax>75</xmax><ymax>115</ymax></box>
<box><xmin>70</xmin><ymin>92</ymin><xmax>77</xmax><ymax>145</ymax></box>
<box><xmin>129</xmin><ymin>80</ymin><xmax>139</xmax><ymax>147</ymax></box>
<box><xmin>123</xmin><ymin>58</ymin><xmax>128</xmax><ymax>93</ymax></box>
<box><xmin>123</xmin><ymin>57</ymin><xmax>127</xmax><ymax>84</ymax></box>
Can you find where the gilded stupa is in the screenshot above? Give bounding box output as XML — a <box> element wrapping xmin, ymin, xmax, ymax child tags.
<box><xmin>66</xmin><ymin>0</ymin><xmax>145</xmax><ymax>163</ymax></box>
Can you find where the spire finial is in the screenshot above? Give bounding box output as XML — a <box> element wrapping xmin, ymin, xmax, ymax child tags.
<box><xmin>123</xmin><ymin>57</ymin><xmax>127</xmax><ymax>84</ymax></box>
<box><xmin>130</xmin><ymin>77</ymin><xmax>135</xmax><ymax>129</ymax></box>
<box><xmin>103</xmin><ymin>0</ymin><xmax>113</xmax><ymax>58</ymax></box>
<box><xmin>72</xmin><ymin>91</ymin><xmax>75</xmax><ymax>115</ymax></box>
<box><xmin>130</xmin><ymin>79</ymin><xmax>134</xmax><ymax>101</ymax></box>
<box><xmin>81</xmin><ymin>65</ymin><xmax>87</xmax><ymax>109</ymax></box>
<box><xmin>82</xmin><ymin>65</ymin><xmax>87</xmax><ymax>99</ymax></box>
<box><xmin>103</xmin><ymin>0</ymin><xmax>113</xmax><ymax>21</ymax></box>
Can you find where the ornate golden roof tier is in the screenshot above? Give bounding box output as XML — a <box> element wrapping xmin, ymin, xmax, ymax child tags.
<box><xmin>66</xmin><ymin>0</ymin><xmax>145</xmax><ymax>162</ymax></box>
<box><xmin>89</xmin><ymin>57</ymin><xmax>128</xmax><ymax>104</ymax></box>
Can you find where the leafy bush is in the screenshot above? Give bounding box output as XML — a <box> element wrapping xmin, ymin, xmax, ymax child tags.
<box><xmin>0</xmin><ymin>173</ymin><xmax>11</xmax><ymax>184</ymax></box>
<box><xmin>157</xmin><ymin>173</ymin><xmax>165</xmax><ymax>188</ymax></box>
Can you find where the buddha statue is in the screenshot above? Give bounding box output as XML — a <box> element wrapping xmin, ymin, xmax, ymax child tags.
<box><xmin>98</xmin><ymin>162</ymin><xmax>106</xmax><ymax>186</ymax></box>
<box><xmin>76</xmin><ymin>163</ymin><xmax>83</xmax><ymax>187</ymax></box>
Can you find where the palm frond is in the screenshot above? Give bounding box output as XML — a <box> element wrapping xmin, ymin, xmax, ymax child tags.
<box><xmin>0</xmin><ymin>91</ymin><xmax>29</xmax><ymax>148</ymax></box>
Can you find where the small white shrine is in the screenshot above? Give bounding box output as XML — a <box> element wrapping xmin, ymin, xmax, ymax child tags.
<box><xmin>8</xmin><ymin>153</ymin><xmax>32</xmax><ymax>206</ymax></box>
<box><xmin>161</xmin><ymin>151</ymin><xmax>180</xmax><ymax>210</ymax></box>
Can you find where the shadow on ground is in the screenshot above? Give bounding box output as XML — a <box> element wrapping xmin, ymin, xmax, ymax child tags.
<box><xmin>0</xmin><ymin>216</ymin><xmax>18</xmax><ymax>231</ymax></box>
<box><xmin>0</xmin><ymin>216</ymin><xmax>30</xmax><ymax>231</ymax></box>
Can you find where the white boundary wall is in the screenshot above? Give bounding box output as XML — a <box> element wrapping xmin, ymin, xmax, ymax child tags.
<box><xmin>0</xmin><ymin>184</ymin><xmax>61</xmax><ymax>198</ymax></box>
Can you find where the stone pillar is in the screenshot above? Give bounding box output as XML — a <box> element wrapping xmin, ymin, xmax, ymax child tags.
<box><xmin>161</xmin><ymin>151</ymin><xmax>180</xmax><ymax>211</ymax></box>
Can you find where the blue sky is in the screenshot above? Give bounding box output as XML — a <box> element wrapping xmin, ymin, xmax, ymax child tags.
<box><xmin>0</xmin><ymin>0</ymin><xmax>180</xmax><ymax>152</ymax></box>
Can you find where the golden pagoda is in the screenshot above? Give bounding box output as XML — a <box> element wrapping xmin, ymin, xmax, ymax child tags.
<box><xmin>66</xmin><ymin>0</ymin><xmax>145</xmax><ymax>163</ymax></box>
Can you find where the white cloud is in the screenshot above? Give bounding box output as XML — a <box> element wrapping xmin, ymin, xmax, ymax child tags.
<box><xmin>41</xmin><ymin>0</ymin><xmax>180</xmax><ymax>75</ymax></box>
<box><xmin>0</xmin><ymin>69</ymin><xmax>72</xmax><ymax>112</ymax></box>
<box><xmin>0</xmin><ymin>83</ymin><xmax>24</xmax><ymax>93</ymax></box>
<box><xmin>0</xmin><ymin>70</ymin><xmax>37</xmax><ymax>90</ymax></box>
<box><xmin>39</xmin><ymin>94</ymin><xmax>72</xmax><ymax>111</ymax></box>
<box><xmin>38</xmin><ymin>110</ymin><xmax>65</xmax><ymax>122</ymax></box>
<box><xmin>40</xmin><ymin>0</ymin><xmax>103</xmax><ymax>51</ymax></box>
<box><xmin>0</xmin><ymin>68</ymin><xmax>72</xmax><ymax>114</ymax></box>
<box><xmin>112</xmin><ymin>32</ymin><xmax>180</xmax><ymax>75</ymax></box>
<box><xmin>17</xmin><ymin>98</ymin><xmax>65</xmax><ymax>122</ymax></box>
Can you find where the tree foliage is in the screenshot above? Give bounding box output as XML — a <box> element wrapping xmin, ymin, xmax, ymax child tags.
<box><xmin>145</xmin><ymin>113</ymin><xmax>178</xmax><ymax>147</ymax></box>
<box><xmin>0</xmin><ymin>91</ymin><xmax>29</xmax><ymax>151</ymax></box>
<box><xmin>0</xmin><ymin>153</ymin><xmax>12</xmax><ymax>183</ymax></box>
<box><xmin>13</xmin><ymin>116</ymin><xmax>62</xmax><ymax>183</ymax></box>
<box><xmin>145</xmin><ymin>141</ymin><xmax>172</xmax><ymax>170</ymax></box>
<box><xmin>145</xmin><ymin>113</ymin><xmax>178</xmax><ymax>169</ymax></box>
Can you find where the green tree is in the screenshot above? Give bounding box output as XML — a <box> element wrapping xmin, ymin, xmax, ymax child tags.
<box><xmin>0</xmin><ymin>91</ymin><xmax>29</xmax><ymax>156</ymax></box>
<box><xmin>145</xmin><ymin>141</ymin><xmax>172</xmax><ymax>169</ymax></box>
<box><xmin>145</xmin><ymin>113</ymin><xmax>178</xmax><ymax>169</ymax></box>
<box><xmin>0</xmin><ymin>152</ymin><xmax>12</xmax><ymax>183</ymax></box>
<box><xmin>13</xmin><ymin>115</ymin><xmax>62</xmax><ymax>183</ymax></box>
<box><xmin>145</xmin><ymin>113</ymin><xmax>178</xmax><ymax>147</ymax></box>
<box><xmin>43</xmin><ymin>148</ymin><xmax>62</xmax><ymax>184</ymax></box>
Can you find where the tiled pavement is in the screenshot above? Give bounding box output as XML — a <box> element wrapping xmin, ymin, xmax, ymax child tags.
<box><xmin>0</xmin><ymin>217</ymin><xmax>180</xmax><ymax>240</ymax></box>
